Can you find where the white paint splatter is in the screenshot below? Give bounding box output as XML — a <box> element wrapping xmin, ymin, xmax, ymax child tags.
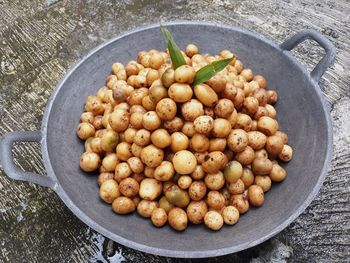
<box><xmin>89</xmin><ymin>232</ymin><xmax>126</xmax><ymax>263</ymax></box>
<box><xmin>16</xmin><ymin>200</ymin><xmax>27</xmax><ymax>222</ymax></box>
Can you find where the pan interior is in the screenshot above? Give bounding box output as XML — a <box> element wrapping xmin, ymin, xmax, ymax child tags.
<box><xmin>46</xmin><ymin>23</ymin><xmax>329</xmax><ymax>255</ymax></box>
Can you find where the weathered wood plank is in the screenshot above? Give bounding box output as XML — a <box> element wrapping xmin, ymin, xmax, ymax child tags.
<box><xmin>0</xmin><ymin>0</ymin><xmax>349</xmax><ymax>262</ymax></box>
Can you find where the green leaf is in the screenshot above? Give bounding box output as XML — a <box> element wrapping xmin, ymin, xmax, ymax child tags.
<box><xmin>193</xmin><ymin>57</ymin><xmax>234</xmax><ymax>86</ymax></box>
<box><xmin>160</xmin><ymin>25</ymin><xmax>186</xmax><ymax>69</ymax></box>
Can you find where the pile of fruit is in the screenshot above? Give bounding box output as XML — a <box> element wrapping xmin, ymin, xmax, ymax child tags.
<box><xmin>76</xmin><ymin>27</ymin><xmax>293</xmax><ymax>231</ymax></box>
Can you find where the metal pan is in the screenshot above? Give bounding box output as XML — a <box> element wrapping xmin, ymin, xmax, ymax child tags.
<box><xmin>0</xmin><ymin>22</ymin><xmax>336</xmax><ymax>258</ymax></box>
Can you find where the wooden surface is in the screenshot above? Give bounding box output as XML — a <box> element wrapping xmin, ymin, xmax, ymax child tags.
<box><xmin>0</xmin><ymin>0</ymin><xmax>349</xmax><ymax>262</ymax></box>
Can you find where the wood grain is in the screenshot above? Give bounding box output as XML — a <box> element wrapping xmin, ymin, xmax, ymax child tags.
<box><xmin>0</xmin><ymin>0</ymin><xmax>349</xmax><ymax>262</ymax></box>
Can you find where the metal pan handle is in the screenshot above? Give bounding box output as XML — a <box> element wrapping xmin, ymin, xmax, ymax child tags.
<box><xmin>0</xmin><ymin>131</ymin><xmax>57</xmax><ymax>189</ymax></box>
<box><xmin>280</xmin><ymin>29</ymin><xmax>336</xmax><ymax>83</ymax></box>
